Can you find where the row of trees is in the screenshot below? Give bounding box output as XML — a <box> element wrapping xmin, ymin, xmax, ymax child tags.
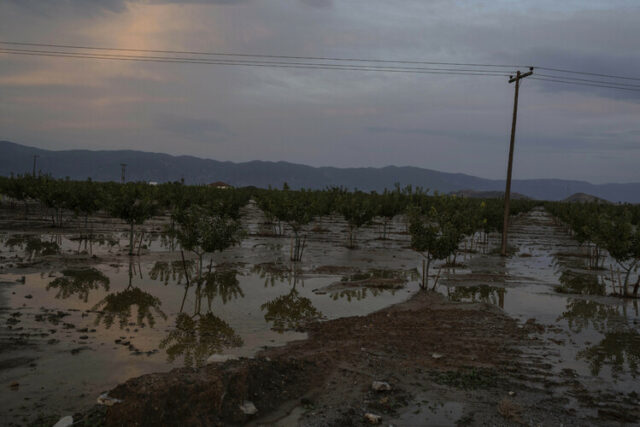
<box><xmin>547</xmin><ymin>202</ymin><xmax>640</xmax><ymax>297</ymax></box>
<box><xmin>0</xmin><ymin>176</ymin><xmax>538</xmax><ymax>268</ymax></box>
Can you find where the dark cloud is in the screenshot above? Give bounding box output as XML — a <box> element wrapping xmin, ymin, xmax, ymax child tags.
<box><xmin>1</xmin><ymin>0</ymin><xmax>639</xmax><ymax>183</ymax></box>
<box><xmin>150</xmin><ymin>0</ymin><xmax>251</xmax><ymax>5</ymax></box>
<box><xmin>5</xmin><ymin>0</ymin><xmax>129</xmax><ymax>15</ymax></box>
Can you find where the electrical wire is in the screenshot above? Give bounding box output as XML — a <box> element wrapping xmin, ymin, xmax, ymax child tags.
<box><xmin>2</xmin><ymin>40</ymin><xmax>640</xmax><ymax>91</ymax></box>
<box><xmin>530</xmin><ymin>76</ymin><xmax>640</xmax><ymax>92</ymax></box>
<box><xmin>0</xmin><ymin>47</ymin><xmax>515</xmax><ymax>74</ymax></box>
<box><xmin>536</xmin><ymin>73</ymin><xmax>640</xmax><ymax>89</ymax></box>
<box><xmin>536</xmin><ymin>66</ymin><xmax>640</xmax><ymax>82</ymax></box>
<box><xmin>0</xmin><ymin>40</ymin><xmax>527</xmax><ymax>69</ymax></box>
<box><xmin>0</xmin><ymin>49</ymin><xmax>513</xmax><ymax>76</ymax></box>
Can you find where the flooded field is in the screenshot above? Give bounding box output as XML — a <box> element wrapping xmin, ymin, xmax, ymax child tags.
<box><xmin>1</xmin><ymin>204</ymin><xmax>639</xmax><ymax>425</ymax></box>
<box><xmin>439</xmin><ymin>208</ymin><xmax>640</xmax><ymax>423</ymax></box>
<box><xmin>0</xmin><ymin>204</ymin><xmax>424</xmax><ymax>425</ymax></box>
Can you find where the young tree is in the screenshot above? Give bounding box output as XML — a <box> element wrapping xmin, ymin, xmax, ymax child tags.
<box><xmin>172</xmin><ymin>204</ymin><xmax>244</xmax><ymax>285</ymax></box>
<box><xmin>278</xmin><ymin>190</ymin><xmax>316</xmax><ymax>262</ymax></box>
<box><xmin>601</xmin><ymin>212</ymin><xmax>640</xmax><ymax>297</ymax></box>
<box><xmin>375</xmin><ymin>190</ymin><xmax>406</xmax><ymax>240</ymax></box>
<box><xmin>108</xmin><ymin>183</ymin><xmax>157</xmax><ymax>255</ymax></box>
<box><xmin>409</xmin><ymin>206</ymin><xmax>460</xmax><ymax>290</ymax></box>
<box><xmin>338</xmin><ymin>192</ymin><xmax>376</xmax><ymax>249</ymax></box>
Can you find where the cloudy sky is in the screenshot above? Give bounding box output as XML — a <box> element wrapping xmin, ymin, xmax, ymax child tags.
<box><xmin>1</xmin><ymin>0</ymin><xmax>639</xmax><ymax>183</ymax></box>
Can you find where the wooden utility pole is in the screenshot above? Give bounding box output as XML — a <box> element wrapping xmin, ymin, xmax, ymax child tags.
<box><xmin>32</xmin><ymin>155</ymin><xmax>39</xmax><ymax>177</ymax></box>
<box><xmin>501</xmin><ymin>67</ymin><xmax>533</xmax><ymax>257</ymax></box>
<box><xmin>120</xmin><ymin>163</ymin><xmax>127</xmax><ymax>184</ymax></box>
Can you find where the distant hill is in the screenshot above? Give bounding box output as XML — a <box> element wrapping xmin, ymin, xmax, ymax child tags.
<box><xmin>450</xmin><ymin>189</ymin><xmax>530</xmax><ymax>200</ymax></box>
<box><xmin>1</xmin><ymin>140</ymin><xmax>639</xmax><ymax>203</ymax></box>
<box><xmin>564</xmin><ymin>193</ymin><xmax>611</xmax><ymax>204</ymax></box>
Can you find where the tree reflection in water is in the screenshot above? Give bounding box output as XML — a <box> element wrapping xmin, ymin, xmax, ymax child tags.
<box><xmin>261</xmin><ymin>269</ymin><xmax>323</xmax><ymax>333</ymax></box>
<box><xmin>4</xmin><ymin>234</ymin><xmax>60</xmax><ymax>259</ymax></box>
<box><xmin>46</xmin><ymin>267</ymin><xmax>110</xmax><ymax>302</ymax></box>
<box><xmin>92</xmin><ymin>261</ymin><xmax>166</xmax><ymax>329</ymax></box>
<box><xmin>148</xmin><ymin>259</ymin><xmax>197</xmax><ymax>286</ymax></box>
<box><xmin>578</xmin><ymin>330</ymin><xmax>640</xmax><ymax>380</ymax></box>
<box><xmin>447</xmin><ymin>285</ymin><xmax>505</xmax><ymax>308</ymax></box>
<box><xmin>329</xmin><ymin>287</ymin><xmax>387</xmax><ymax>302</ymax></box>
<box><xmin>68</xmin><ymin>233</ymin><xmax>119</xmax><ymax>255</ymax></box>
<box><xmin>554</xmin><ymin>251</ymin><xmax>640</xmax><ymax>380</ymax></box>
<box><xmin>200</xmin><ymin>270</ymin><xmax>244</xmax><ymax>307</ymax></box>
<box><xmin>555</xmin><ymin>270</ymin><xmax>606</xmax><ymax>296</ymax></box>
<box><xmin>160</xmin><ymin>312</ymin><xmax>242</xmax><ymax>368</ymax></box>
<box><xmin>160</xmin><ymin>269</ymin><xmax>244</xmax><ymax>368</ymax></box>
<box><xmin>558</xmin><ymin>299</ymin><xmax>631</xmax><ymax>334</ymax></box>
<box><xmin>559</xmin><ymin>298</ymin><xmax>640</xmax><ymax>379</ymax></box>
<box><xmin>252</xmin><ymin>262</ymin><xmax>293</xmax><ymax>288</ymax></box>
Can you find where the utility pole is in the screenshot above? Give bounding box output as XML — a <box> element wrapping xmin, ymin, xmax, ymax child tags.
<box><xmin>501</xmin><ymin>67</ymin><xmax>533</xmax><ymax>257</ymax></box>
<box><xmin>32</xmin><ymin>155</ymin><xmax>39</xmax><ymax>177</ymax></box>
<box><xmin>120</xmin><ymin>163</ymin><xmax>127</xmax><ymax>184</ymax></box>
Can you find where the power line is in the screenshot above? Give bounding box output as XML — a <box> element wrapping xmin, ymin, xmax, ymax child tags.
<box><xmin>0</xmin><ymin>49</ymin><xmax>513</xmax><ymax>76</ymax></box>
<box><xmin>536</xmin><ymin>73</ymin><xmax>640</xmax><ymax>89</ymax></box>
<box><xmin>0</xmin><ymin>40</ymin><xmax>526</xmax><ymax>69</ymax></box>
<box><xmin>530</xmin><ymin>76</ymin><xmax>640</xmax><ymax>92</ymax></box>
<box><xmin>536</xmin><ymin>66</ymin><xmax>640</xmax><ymax>82</ymax></box>
<box><xmin>2</xmin><ymin>40</ymin><xmax>640</xmax><ymax>90</ymax></box>
<box><xmin>0</xmin><ymin>47</ymin><xmax>515</xmax><ymax>74</ymax></box>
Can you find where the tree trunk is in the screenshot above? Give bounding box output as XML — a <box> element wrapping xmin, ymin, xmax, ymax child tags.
<box><xmin>128</xmin><ymin>223</ymin><xmax>135</xmax><ymax>256</ymax></box>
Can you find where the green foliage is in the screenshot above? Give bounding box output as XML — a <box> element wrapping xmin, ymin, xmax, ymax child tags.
<box><xmin>172</xmin><ymin>205</ymin><xmax>244</xmax><ymax>258</ymax></box>
<box><xmin>547</xmin><ymin>201</ymin><xmax>640</xmax><ymax>296</ymax></box>
<box><xmin>409</xmin><ymin>203</ymin><xmax>461</xmax><ymax>289</ymax></box>
<box><xmin>107</xmin><ymin>183</ymin><xmax>157</xmax><ymax>226</ymax></box>
<box><xmin>338</xmin><ymin>191</ymin><xmax>376</xmax><ymax>248</ymax></box>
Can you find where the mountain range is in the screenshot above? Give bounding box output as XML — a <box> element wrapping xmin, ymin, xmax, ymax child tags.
<box><xmin>1</xmin><ymin>140</ymin><xmax>638</xmax><ymax>203</ymax></box>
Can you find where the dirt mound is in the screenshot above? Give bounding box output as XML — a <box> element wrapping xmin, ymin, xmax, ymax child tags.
<box><xmin>96</xmin><ymin>291</ymin><xmax>529</xmax><ymax>426</ymax></box>
<box><xmin>104</xmin><ymin>358</ymin><xmax>320</xmax><ymax>426</ymax></box>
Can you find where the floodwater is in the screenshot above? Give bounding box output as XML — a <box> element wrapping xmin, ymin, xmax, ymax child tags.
<box><xmin>0</xmin><ymin>209</ymin><xmax>422</xmax><ymax>425</ymax></box>
<box><xmin>442</xmin><ymin>208</ymin><xmax>640</xmax><ymax>421</ymax></box>
<box><xmin>1</xmin><ymin>205</ymin><xmax>638</xmax><ymax>425</ymax></box>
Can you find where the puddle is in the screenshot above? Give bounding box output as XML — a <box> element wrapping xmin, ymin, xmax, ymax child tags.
<box><xmin>0</xmin><ymin>248</ymin><xmax>419</xmax><ymax>423</ymax></box>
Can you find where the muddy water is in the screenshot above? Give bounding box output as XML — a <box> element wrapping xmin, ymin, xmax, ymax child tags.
<box><xmin>4</xmin><ymin>205</ymin><xmax>636</xmax><ymax>425</ymax></box>
<box><xmin>442</xmin><ymin>208</ymin><xmax>640</xmax><ymax>421</ymax></box>
<box><xmin>0</xmin><ymin>208</ymin><xmax>422</xmax><ymax>425</ymax></box>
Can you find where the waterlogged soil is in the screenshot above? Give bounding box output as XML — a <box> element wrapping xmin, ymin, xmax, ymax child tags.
<box><xmin>1</xmin><ymin>204</ymin><xmax>639</xmax><ymax>426</ymax></box>
<box><xmin>0</xmin><ymin>202</ymin><xmax>423</xmax><ymax>425</ymax></box>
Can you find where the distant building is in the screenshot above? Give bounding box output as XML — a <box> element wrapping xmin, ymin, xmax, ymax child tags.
<box><xmin>209</xmin><ymin>181</ymin><xmax>232</xmax><ymax>190</ymax></box>
<box><xmin>148</xmin><ymin>181</ymin><xmax>158</xmax><ymax>186</ymax></box>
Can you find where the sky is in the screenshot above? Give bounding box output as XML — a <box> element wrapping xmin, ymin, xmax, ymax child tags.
<box><xmin>1</xmin><ymin>0</ymin><xmax>639</xmax><ymax>184</ymax></box>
